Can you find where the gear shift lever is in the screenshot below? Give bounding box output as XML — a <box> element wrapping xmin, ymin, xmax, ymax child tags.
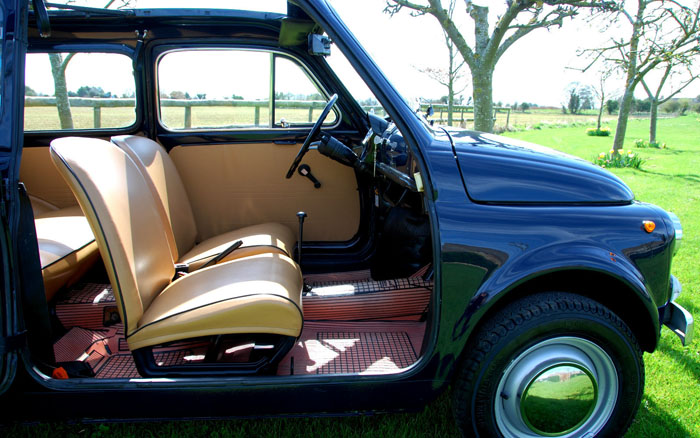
<box><xmin>296</xmin><ymin>211</ymin><xmax>307</xmax><ymax>266</ymax></box>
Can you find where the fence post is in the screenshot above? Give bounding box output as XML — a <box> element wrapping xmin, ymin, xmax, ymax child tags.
<box><xmin>308</xmin><ymin>107</ymin><xmax>314</xmax><ymax>122</ymax></box>
<box><xmin>184</xmin><ymin>105</ymin><xmax>192</xmax><ymax>129</ymax></box>
<box><xmin>506</xmin><ymin>108</ymin><xmax>510</xmax><ymax>130</ymax></box>
<box><xmin>254</xmin><ymin>106</ymin><xmax>260</xmax><ymax>126</ymax></box>
<box><xmin>93</xmin><ymin>106</ymin><xmax>101</xmax><ymax>129</ymax></box>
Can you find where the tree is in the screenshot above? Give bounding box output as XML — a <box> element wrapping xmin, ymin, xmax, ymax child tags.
<box><xmin>48</xmin><ymin>53</ymin><xmax>76</xmax><ymax>129</ymax></box>
<box><xmin>47</xmin><ymin>1</ymin><xmax>132</xmax><ymax>129</ymax></box>
<box><xmin>169</xmin><ymin>91</ymin><xmax>188</xmax><ymax>99</ymax></box>
<box><xmin>25</xmin><ymin>85</ymin><xmax>38</xmax><ymax>96</ymax></box>
<box><xmin>520</xmin><ymin>102</ymin><xmax>530</xmax><ymax>112</ymax></box>
<box><xmin>591</xmin><ymin>68</ymin><xmax>615</xmax><ymax>130</ymax></box>
<box><xmin>415</xmin><ymin>0</ymin><xmax>469</xmax><ymax>127</ymax></box>
<box><xmin>640</xmin><ymin>59</ymin><xmax>700</xmax><ymax>143</ymax></box>
<box><xmin>563</xmin><ymin>82</ymin><xmax>591</xmax><ymax>115</ymax></box>
<box><xmin>385</xmin><ymin>0</ymin><xmax>613</xmax><ymax>132</ymax></box>
<box><xmin>606</xmin><ymin>99</ymin><xmax>620</xmax><ymax>114</ymax></box>
<box><xmin>581</xmin><ymin>0</ymin><xmax>700</xmax><ymax>153</ymax></box>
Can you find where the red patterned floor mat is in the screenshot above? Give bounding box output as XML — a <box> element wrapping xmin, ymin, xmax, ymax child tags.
<box><xmin>303</xmin><ymin>278</ymin><xmax>431</xmax><ymax>321</ymax></box>
<box><xmin>55</xmin><ymin>283</ymin><xmax>118</xmax><ymax>330</ymax></box>
<box><xmin>53</xmin><ymin>275</ymin><xmax>429</xmax><ymax>378</ymax></box>
<box><xmin>276</xmin><ymin>321</ymin><xmax>424</xmax><ymax>376</ymax></box>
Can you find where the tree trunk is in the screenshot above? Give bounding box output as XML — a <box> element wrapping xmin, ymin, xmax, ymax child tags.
<box><xmin>49</xmin><ymin>53</ymin><xmax>74</xmax><ymax>130</ymax></box>
<box><xmin>613</xmin><ymin>85</ymin><xmax>634</xmax><ymax>152</ymax></box>
<box><xmin>649</xmin><ymin>99</ymin><xmax>658</xmax><ymax>143</ymax></box>
<box><xmin>447</xmin><ymin>74</ymin><xmax>454</xmax><ymax>127</ymax></box>
<box><xmin>597</xmin><ymin>91</ymin><xmax>604</xmax><ymax>130</ymax></box>
<box><xmin>472</xmin><ymin>67</ymin><xmax>494</xmax><ymax>132</ymax></box>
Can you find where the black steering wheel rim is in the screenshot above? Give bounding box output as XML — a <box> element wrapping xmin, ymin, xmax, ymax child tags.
<box><xmin>285</xmin><ymin>94</ymin><xmax>338</xmax><ymax>179</ymax></box>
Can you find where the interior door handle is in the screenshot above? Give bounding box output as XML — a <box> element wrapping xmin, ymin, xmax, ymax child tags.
<box><xmin>298</xmin><ymin>164</ymin><xmax>321</xmax><ymax>189</ymax></box>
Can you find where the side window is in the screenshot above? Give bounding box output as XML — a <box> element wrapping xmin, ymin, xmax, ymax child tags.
<box><xmin>24</xmin><ymin>52</ymin><xmax>136</xmax><ymax>131</ymax></box>
<box><xmin>157</xmin><ymin>48</ymin><xmax>337</xmax><ymax>131</ymax></box>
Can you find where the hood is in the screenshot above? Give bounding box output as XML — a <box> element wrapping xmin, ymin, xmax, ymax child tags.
<box><xmin>446</xmin><ymin>129</ymin><xmax>634</xmax><ymax>204</ymax></box>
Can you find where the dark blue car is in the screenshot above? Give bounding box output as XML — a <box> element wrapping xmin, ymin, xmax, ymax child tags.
<box><xmin>0</xmin><ymin>1</ymin><xmax>692</xmax><ymax>437</ymax></box>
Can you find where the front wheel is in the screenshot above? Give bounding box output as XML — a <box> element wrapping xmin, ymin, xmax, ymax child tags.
<box><xmin>453</xmin><ymin>292</ymin><xmax>644</xmax><ymax>438</ymax></box>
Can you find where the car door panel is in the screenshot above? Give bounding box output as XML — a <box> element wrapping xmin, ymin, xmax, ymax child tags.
<box><xmin>170</xmin><ymin>143</ymin><xmax>360</xmax><ymax>243</ymax></box>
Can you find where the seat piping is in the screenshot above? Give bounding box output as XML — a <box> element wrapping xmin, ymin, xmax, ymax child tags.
<box><xmin>39</xmin><ymin>240</ymin><xmax>95</xmax><ymax>270</ymax></box>
<box><xmin>52</xmin><ymin>150</ymin><xmax>131</xmax><ymax>332</ymax></box>
<box><xmin>126</xmin><ymin>292</ymin><xmax>304</xmax><ymax>338</ymax></box>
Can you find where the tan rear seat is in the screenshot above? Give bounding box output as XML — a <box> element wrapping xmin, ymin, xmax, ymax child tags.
<box><xmin>32</xmin><ymin>200</ymin><xmax>99</xmax><ymax>301</ymax></box>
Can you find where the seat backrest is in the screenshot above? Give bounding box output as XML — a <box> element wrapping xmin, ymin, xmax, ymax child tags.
<box><xmin>50</xmin><ymin>137</ymin><xmax>175</xmax><ymax>335</ymax></box>
<box><xmin>111</xmin><ymin>136</ymin><xmax>198</xmax><ymax>260</ymax></box>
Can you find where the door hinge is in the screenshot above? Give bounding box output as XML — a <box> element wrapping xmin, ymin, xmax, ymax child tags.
<box><xmin>0</xmin><ymin>330</ymin><xmax>27</xmax><ymax>354</ymax></box>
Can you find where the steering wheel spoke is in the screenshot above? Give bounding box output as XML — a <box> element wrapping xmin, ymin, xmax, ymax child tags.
<box><xmin>286</xmin><ymin>94</ymin><xmax>338</xmax><ymax>179</ymax></box>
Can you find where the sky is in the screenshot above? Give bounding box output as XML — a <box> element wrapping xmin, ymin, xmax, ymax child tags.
<box><xmin>25</xmin><ymin>0</ymin><xmax>700</xmax><ymax>107</ymax></box>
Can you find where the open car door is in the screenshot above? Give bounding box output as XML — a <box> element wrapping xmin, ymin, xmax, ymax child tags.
<box><xmin>0</xmin><ymin>0</ymin><xmax>28</xmax><ymax>395</ymax></box>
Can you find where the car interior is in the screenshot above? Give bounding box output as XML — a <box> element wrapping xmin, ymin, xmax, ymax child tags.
<box><xmin>20</xmin><ymin>12</ymin><xmax>435</xmax><ymax>380</ymax></box>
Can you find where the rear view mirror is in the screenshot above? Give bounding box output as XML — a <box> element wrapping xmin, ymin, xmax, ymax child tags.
<box><xmin>308</xmin><ymin>34</ymin><xmax>331</xmax><ymax>56</ymax></box>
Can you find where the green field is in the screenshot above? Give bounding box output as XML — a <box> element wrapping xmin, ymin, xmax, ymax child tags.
<box><xmin>6</xmin><ymin>115</ymin><xmax>700</xmax><ymax>437</ymax></box>
<box><xmin>24</xmin><ymin>105</ymin><xmax>334</xmax><ymax>131</ymax></box>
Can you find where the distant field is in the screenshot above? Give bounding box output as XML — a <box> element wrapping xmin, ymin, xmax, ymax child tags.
<box><xmin>24</xmin><ymin>105</ymin><xmax>336</xmax><ymax>131</ymax></box>
<box><xmin>25</xmin><ymin>103</ymin><xmax>653</xmax><ymax>132</ymax></box>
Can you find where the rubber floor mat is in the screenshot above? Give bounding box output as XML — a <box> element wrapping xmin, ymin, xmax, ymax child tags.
<box><xmin>303</xmin><ymin>278</ymin><xmax>431</xmax><ymax>321</ymax></box>
<box><xmin>277</xmin><ymin>321</ymin><xmax>424</xmax><ymax>376</ymax></box>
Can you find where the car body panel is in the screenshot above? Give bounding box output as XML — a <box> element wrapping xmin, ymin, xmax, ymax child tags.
<box><xmin>0</xmin><ymin>0</ymin><xmax>683</xmax><ymax>423</ymax></box>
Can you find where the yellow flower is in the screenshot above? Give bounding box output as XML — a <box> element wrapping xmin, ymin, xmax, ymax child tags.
<box><xmin>628</xmin><ymin>153</ymin><xmax>635</xmax><ymax>158</ymax></box>
<box><xmin>609</xmin><ymin>149</ymin><xmax>615</xmax><ymax>154</ymax></box>
<box><xmin>599</xmin><ymin>152</ymin><xmax>606</xmax><ymax>158</ymax></box>
<box><xmin>619</xmin><ymin>149</ymin><xmax>625</xmax><ymax>154</ymax></box>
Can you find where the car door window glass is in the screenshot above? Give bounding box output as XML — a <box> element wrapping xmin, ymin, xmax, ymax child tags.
<box><xmin>274</xmin><ymin>56</ymin><xmax>337</xmax><ymax>127</ymax></box>
<box><xmin>24</xmin><ymin>52</ymin><xmax>136</xmax><ymax>131</ymax></box>
<box><xmin>157</xmin><ymin>48</ymin><xmax>336</xmax><ymax>131</ymax></box>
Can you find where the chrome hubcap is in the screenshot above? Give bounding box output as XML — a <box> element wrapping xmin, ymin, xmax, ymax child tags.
<box><xmin>494</xmin><ymin>337</ymin><xmax>618</xmax><ymax>437</ymax></box>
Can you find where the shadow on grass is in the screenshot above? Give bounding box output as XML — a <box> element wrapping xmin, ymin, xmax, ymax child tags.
<box><xmin>626</xmin><ymin>397</ymin><xmax>690</xmax><ymax>437</ymax></box>
<box><xmin>637</xmin><ymin>169</ymin><xmax>700</xmax><ymax>184</ymax></box>
<box><xmin>658</xmin><ymin>335</ymin><xmax>700</xmax><ymax>385</ymax></box>
<box><xmin>1</xmin><ymin>391</ymin><xmax>461</xmax><ymax>438</ymax></box>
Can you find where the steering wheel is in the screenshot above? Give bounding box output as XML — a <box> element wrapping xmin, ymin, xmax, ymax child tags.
<box><xmin>286</xmin><ymin>94</ymin><xmax>338</xmax><ymax>179</ymax></box>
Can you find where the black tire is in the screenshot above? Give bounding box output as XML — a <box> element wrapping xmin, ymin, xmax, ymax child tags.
<box><xmin>453</xmin><ymin>292</ymin><xmax>644</xmax><ymax>438</ymax></box>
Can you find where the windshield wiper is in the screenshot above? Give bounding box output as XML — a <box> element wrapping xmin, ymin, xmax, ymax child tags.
<box><xmin>44</xmin><ymin>2</ymin><xmax>135</xmax><ymax>16</ymax></box>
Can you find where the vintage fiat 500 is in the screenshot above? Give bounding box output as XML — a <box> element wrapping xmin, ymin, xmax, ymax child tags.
<box><xmin>0</xmin><ymin>1</ymin><xmax>692</xmax><ymax>437</ymax></box>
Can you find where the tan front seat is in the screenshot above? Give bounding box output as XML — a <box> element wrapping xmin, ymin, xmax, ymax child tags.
<box><xmin>50</xmin><ymin>137</ymin><xmax>303</xmax><ymax>373</ymax></box>
<box><xmin>111</xmin><ymin>135</ymin><xmax>296</xmax><ymax>271</ymax></box>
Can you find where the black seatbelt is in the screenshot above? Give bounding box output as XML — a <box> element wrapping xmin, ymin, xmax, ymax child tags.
<box><xmin>16</xmin><ymin>183</ymin><xmax>55</xmax><ymax>365</ymax></box>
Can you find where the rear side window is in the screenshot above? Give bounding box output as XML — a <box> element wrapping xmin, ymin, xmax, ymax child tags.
<box><xmin>156</xmin><ymin>48</ymin><xmax>337</xmax><ymax>131</ymax></box>
<box><xmin>24</xmin><ymin>52</ymin><xmax>136</xmax><ymax>131</ymax></box>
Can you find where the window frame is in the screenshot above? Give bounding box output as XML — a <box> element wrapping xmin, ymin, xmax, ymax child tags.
<box><xmin>154</xmin><ymin>45</ymin><xmax>341</xmax><ymax>133</ymax></box>
<box><xmin>23</xmin><ymin>46</ymin><xmax>140</xmax><ymax>135</ymax></box>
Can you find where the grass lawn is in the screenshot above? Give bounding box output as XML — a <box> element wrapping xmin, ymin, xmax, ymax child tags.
<box><xmin>5</xmin><ymin>116</ymin><xmax>699</xmax><ymax>437</ymax></box>
<box><xmin>504</xmin><ymin>115</ymin><xmax>700</xmax><ymax>438</ymax></box>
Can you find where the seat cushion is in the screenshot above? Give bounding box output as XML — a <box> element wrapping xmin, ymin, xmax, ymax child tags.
<box><xmin>35</xmin><ymin>206</ymin><xmax>99</xmax><ymax>301</ymax></box>
<box><xmin>127</xmin><ymin>253</ymin><xmax>303</xmax><ymax>350</ymax></box>
<box><xmin>178</xmin><ymin>222</ymin><xmax>296</xmax><ymax>271</ymax></box>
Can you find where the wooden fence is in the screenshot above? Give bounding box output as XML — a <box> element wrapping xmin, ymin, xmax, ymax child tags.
<box><xmin>26</xmin><ymin>97</ymin><xmax>379</xmax><ymax>129</ymax></box>
<box><xmin>419</xmin><ymin>104</ymin><xmax>512</xmax><ymax>128</ymax></box>
<box><xmin>26</xmin><ymin>96</ymin><xmax>511</xmax><ymax>130</ymax></box>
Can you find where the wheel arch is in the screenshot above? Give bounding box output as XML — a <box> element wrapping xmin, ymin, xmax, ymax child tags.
<box><xmin>466</xmin><ymin>268</ymin><xmax>660</xmax><ymax>355</ymax></box>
